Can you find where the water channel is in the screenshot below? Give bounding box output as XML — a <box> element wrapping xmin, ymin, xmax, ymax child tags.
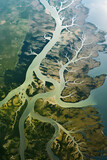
<box><xmin>0</xmin><ymin>0</ymin><xmax>107</xmax><ymax>159</ymax></box>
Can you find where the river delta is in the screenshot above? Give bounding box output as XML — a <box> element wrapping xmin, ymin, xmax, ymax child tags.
<box><xmin>0</xmin><ymin>0</ymin><xmax>107</xmax><ymax>160</ymax></box>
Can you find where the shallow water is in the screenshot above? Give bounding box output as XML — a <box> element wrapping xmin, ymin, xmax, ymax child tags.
<box><xmin>82</xmin><ymin>0</ymin><xmax>107</xmax><ymax>135</ymax></box>
<box><xmin>82</xmin><ymin>0</ymin><xmax>107</xmax><ymax>32</ymax></box>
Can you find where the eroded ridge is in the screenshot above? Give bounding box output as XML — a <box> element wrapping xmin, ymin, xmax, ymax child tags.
<box><xmin>0</xmin><ymin>0</ymin><xmax>107</xmax><ymax>160</ymax></box>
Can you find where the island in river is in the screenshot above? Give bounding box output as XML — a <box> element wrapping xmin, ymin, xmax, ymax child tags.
<box><xmin>0</xmin><ymin>0</ymin><xmax>107</xmax><ymax>160</ymax></box>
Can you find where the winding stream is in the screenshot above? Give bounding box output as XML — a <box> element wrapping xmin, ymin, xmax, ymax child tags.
<box><xmin>18</xmin><ymin>0</ymin><xmax>96</xmax><ymax>159</ymax></box>
<box><xmin>0</xmin><ymin>0</ymin><xmax>106</xmax><ymax>159</ymax></box>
